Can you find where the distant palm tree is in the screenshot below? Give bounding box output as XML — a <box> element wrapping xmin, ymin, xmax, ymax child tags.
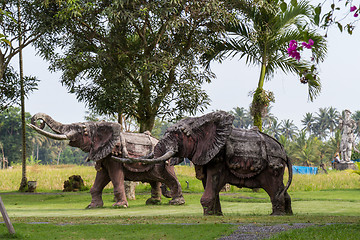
<box><xmin>231</xmin><ymin>107</ymin><xmax>252</xmax><ymax>129</ymax></box>
<box><xmin>301</xmin><ymin>112</ymin><xmax>315</xmax><ymax>135</ymax></box>
<box><xmin>262</xmin><ymin>106</ymin><xmax>277</xmax><ymax>130</ymax></box>
<box><xmin>280</xmin><ymin>119</ymin><xmax>298</xmax><ymax>140</ymax></box>
<box><xmin>351</xmin><ymin>110</ymin><xmax>360</xmax><ymax>137</ymax></box>
<box><xmin>293</xmin><ymin>130</ymin><xmax>320</xmax><ymax>166</ymax></box>
<box><xmin>313</xmin><ymin>107</ymin><xmax>330</xmax><ymax>139</ymax></box>
<box><xmin>264</xmin><ymin>118</ymin><xmax>282</xmax><ymax>140</ymax></box>
<box><xmin>327</xmin><ymin>107</ymin><xmax>339</xmax><ymax>136</ymax></box>
<box><xmin>207</xmin><ymin>0</ymin><xmax>327</xmax><ymax>130</ymax></box>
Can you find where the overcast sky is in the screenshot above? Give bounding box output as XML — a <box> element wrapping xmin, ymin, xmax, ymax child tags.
<box><xmin>21</xmin><ymin>24</ymin><xmax>360</xmax><ymax>128</ymax></box>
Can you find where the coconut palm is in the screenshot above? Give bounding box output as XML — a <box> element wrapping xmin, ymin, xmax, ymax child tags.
<box><xmin>206</xmin><ymin>0</ymin><xmax>327</xmax><ymax>130</ymax></box>
<box><xmin>230</xmin><ymin>107</ymin><xmax>252</xmax><ymax>129</ymax></box>
<box><xmin>280</xmin><ymin>119</ymin><xmax>298</xmax><ymax>140</ymax></box>
<box><xmin>327</xmin><ymin>107</ymin><xmax>340</xmax><ymax>136</ymax></box>
<box><xmin>264</xmin><ymin>118</ymin><xmax>282</xmax><ymax>140</ymax></box>
<box><xmin>313</xmin><ymin>107</ymin><xmax>330</xmax><ymax>139</ymax></box>
<box><xmin>293</xmin><ymin>130</ymin><xmax>320</xmax><ymax>166</ymax></box>
<box><xmin>301</xmin><ymin>112</ymin><xmax>315</xmax><ymax>135</ymax></box>
<box><xmin>351</xmin><ymin>110</ymin><xmax>360</xmax><ymax>137</ymax></box>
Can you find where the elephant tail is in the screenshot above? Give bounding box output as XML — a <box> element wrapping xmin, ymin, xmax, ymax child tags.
<box><xmin>282</xmin><ymin>155</ymin><xmax>293</xmax><ymax>195</ymax></box>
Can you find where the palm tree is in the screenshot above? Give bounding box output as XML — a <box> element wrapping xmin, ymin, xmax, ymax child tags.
<box><xmin>293</xmin><ymin>130</ymin><xmax>320</xmax><ymax>166</ymax></box>
<box><xmin>230</xmin><ymin>107</ymin><xmax>252</xmax><ymax>129</ymax></box>
<box><xmin>351</xmin><ymin>110</ymin><xmax>360</xmax><ymax>137</ymax></box>
<box><xmin>264</xmin><ymin>118</ymin><xmax>282</xmax><ymax>140</ymax></box>
<box><xmin>301</xmin><ymin>112</ymin><xmax>315</xmax><ymax>135</ymax></box>
<box><xmin>280</xmin><ymin>119</ymin><xmax>298</xmax><ymax>140</ymax></box>
<box><xmin>313</xmin><ymin>107</ymin><xmax>330</xmax><ymax>139</ymax></box>
<box><xmin>327</xmin><ymin>107</ymin><xmax>339</xmax><ymax>136</ymax></box>
<box><xmin>208</xmin><ymin>0</ymin><xmax>327</xmax><ymax>130</ymax></box>
<box><xmin>29</xmin><ymin>133</ymin><xmax>46</xmax><ymax>161</ymax></box>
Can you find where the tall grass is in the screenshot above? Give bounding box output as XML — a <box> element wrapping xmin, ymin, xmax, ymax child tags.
<box><xmin>0</xmin><ymin>165</ymin><xmax>359</xmax><ymax>192</ymax></box>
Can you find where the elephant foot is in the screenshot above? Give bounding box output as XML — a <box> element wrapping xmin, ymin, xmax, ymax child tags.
<box><xmin>86</xmin><ymin>202</ymin><xmax>103</xmax><ymax>209</ymax></box>
<box><xmin>169</xmin><ymin>196</ymin><xmax>185</xmax><ymax>205</ymax></box>
<box><xmin>112</xmin><ymin>200</ymin><xmax>129</xmax><ymax>208</ymax></box>
<box><xmin>202</xmin><ymin>207</ymin><xmax>223</xmax><ymax>216</ymax></box>
<box><xmin>146</xmin><ymin>198</ymin><xmax>161</xmax><ymax>205</ymax></box>
<box><xmin>270</xmin><ymin>211</ymin><xmax>286</xmax><ymax>216</ymax></box>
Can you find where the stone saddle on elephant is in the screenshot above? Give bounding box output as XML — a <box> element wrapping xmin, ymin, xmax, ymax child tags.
<box><xmin>28</xmin><ymin>113</ymin><xmax>185</xmax><ymax>208</ymax></box>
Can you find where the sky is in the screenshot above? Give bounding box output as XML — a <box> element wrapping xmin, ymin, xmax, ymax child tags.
<box><xmin>21</xmin><ymin>24</ymin><xmax>360</xmax><ymax>128</ymax></box>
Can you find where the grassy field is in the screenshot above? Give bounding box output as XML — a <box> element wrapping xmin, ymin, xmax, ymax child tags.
<box><xmin>1</xmin><ymin>164</ymin><xmax>359</xmax><ymax>192</ymax></box>
<box><xmin>0</xmin><ymin>165</ymin><xmax>360</xmax><ymax>239</ymax></box>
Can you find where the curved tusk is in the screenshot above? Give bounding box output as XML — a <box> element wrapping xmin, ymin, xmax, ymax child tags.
<box><xmin>27</xmin><ymin>123</ymin><xmax>68</xmax><ymax>140</ymax></box>
<box><xmin>111</xmin><ymin>151</ymin><xmax>176</xmax><ymax>164</ymax></box>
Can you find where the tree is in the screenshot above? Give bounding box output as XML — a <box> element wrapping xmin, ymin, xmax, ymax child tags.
<box><xmin>34</xmin><ymin>0</ymin><xmax>232</xmax><ymax>132</ymax></box>
<box><xmin>0</xmin><ymin>1</ymin><xmax>39</xmax><ymax>111</ymax></box>
<box><xmin>293</xmin><ymin>130</ymin><xmax>320</xmax><ymax>166</ymax></box>
<box><xmin>301</xmin><ymin>112</ymin><xmax>315</xmax><ymax>135</ymax></box>
<box><xmin>230</xmin><ymin>107</ymin><xmax>252</xmax><ymax>129</ymax></box>
<box><xmin>0</xmin><ymin>107</ymin><xmax>34</xmax><ymax>165</ymax></box>
<box><xmin>264</xmin><ymin>118</ymin><xmax>282</xmax><ymax>140</ymax></box>
<box><xmin>205</xmin><ymin>0</ymin><xmax>327</xmax><ymax>130</ymax></box>
<box><xmin>280</xmin><ymin>119</ymin><xmax>298</xmax><ymax>140</ymax></box>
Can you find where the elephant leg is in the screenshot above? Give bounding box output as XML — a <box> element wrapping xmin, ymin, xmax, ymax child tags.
<box><xmin>162</xmin><ymin>166</ymin><xmax>185</xmax><ymax>205</ymax></box>
<box><xmin>106</xmin><ymin>160</ymin><xmax>128</xmax><ymax>208</ymax></box>
<box><xmin>146</xmin><ymin>181</ymin><xmax>162</xmax><ymax>205</ymax></box>
<box><xmin>87</xmin><ymin>167</ymin><xmax>110</xmax><ymax>209</ymax></box>
<box><xmin>261</xmin><ymin>176</ymin><xmax>287</xmax><ymax>215</ymax></box>
<box><xmin>284</xmin><ymin>191</ymin><xmax>293</xmax><ymax>215</ymax></box>
<box><xmin>200</xmin><ymin>164</ymin><xmax>225</xmax><ymax>216</ymax></box>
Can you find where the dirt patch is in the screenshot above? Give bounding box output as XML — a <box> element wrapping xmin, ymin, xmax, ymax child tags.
<box><xmin>218</xmin><ymin>223</ymin><xmax>315</xmax><ymax>240</ymax></box>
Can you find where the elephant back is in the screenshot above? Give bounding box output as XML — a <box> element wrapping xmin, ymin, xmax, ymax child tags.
<box><xmin>122</xmin><ymin>132</ymin><xmax>158</xmax><ymax>173</ymax></box>
<box><xmin>225</xmin><ymin>128</ymin><xmax>286</xmax><ymax>178</ymax></box>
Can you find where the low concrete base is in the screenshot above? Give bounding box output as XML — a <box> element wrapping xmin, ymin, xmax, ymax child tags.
<box><xmin>334</xmin><ymin>162</ymin><xmax>356</xmax><ymax>170</ymax></box>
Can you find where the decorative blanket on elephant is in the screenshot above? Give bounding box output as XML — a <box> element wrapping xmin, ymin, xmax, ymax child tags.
<box><xmin>120</xmin><ymin>132</ymin><xmax>158</xmax><ymax>173</ymax></box>
<box><xmin>225</xmin><ymin>128</ymin><xmax>268</xmax><ymax>178</ymax></box>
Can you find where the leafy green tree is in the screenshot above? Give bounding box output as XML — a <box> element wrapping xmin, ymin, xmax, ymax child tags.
<box><xmin>205</xmin><ymin>0</ymin><xmax>327</xmax><ymax>130</ymax></box>
<box><xmin>34</xmin><ymin>0</ymin><xmax>232</xmax><ymax>132</ymax></box>
<box><xmin>0</xmin><ymin>107</ymin><xmax>34</xmax><ymax>165</ymax></box>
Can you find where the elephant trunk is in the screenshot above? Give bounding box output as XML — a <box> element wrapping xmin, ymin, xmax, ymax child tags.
<box><xmin>111</xmin><ymin>151</ymin><xmax>176</xmax><ymax>164</ymax></box>
<box><xmin>31</xmin><ymin>113</ymin><xmax>66</xmax><ymax>134</ymax></box>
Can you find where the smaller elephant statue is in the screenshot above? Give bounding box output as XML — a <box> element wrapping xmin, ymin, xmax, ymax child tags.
<box><xmin>115</xmin><ymin>111</ymin><xmax>293</xmax><ymax>216</ymax></box>
<box><xmin>28</xmin><ymin>113</ymin><xmax>185</xmax><ymax>208</ymax></box>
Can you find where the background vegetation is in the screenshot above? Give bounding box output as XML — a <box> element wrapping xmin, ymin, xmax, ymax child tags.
<box><xmin>2</xmin><ymin>105</ymin><xmax>360</xmax><ymax>168</ymax></box>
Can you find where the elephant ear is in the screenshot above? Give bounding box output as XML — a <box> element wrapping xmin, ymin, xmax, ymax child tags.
<box><xmin>187</xmin><ymin>111</ymin><xmax>234</xmax><ymax>165</ymax></box>
<box><xmin>87</xmin><ymin>122</ymin><xmax>121</xmax><ymax>161</ymax></box>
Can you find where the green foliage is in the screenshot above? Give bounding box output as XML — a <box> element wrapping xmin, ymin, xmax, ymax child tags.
<box><xmin>0</xmin><ymin>107</ymin><xmax>34</xmax><ymax>165</ymax></box>
<box><xmin>352</xmin><ymin>162</ymin><xmax>360</xmax><ymax>176</ymax></box>
<box><xmin>207</xmin><ymin>0</ymin><xmax>327</xmax><ymax>128</ymax></box>
<box><xmin>33</xmin><ymin>0</ymin><xmax>233</xmax><ymax>131</ymax></box>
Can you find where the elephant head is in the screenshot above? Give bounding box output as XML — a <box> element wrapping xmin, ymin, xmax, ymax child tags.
<box><xmin>28</xmin><ymin>113</ymin><xmax>121</xmax><ymax>162</ymax></box>
<box><xmin>114</xmin><ymin>111</ymin><xmax>234</xmax><ymax>165</ymax></box>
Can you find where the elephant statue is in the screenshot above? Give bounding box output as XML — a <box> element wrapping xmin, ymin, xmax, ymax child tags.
<box><xmin>114</xmin><ymin>111</ymin><xmax>293</xmax><ymax>216</ymax></box>
<box><xmin>28</xmin><ymin>113</ymin><xmax>185</xmax><ymax>208</ymax></box>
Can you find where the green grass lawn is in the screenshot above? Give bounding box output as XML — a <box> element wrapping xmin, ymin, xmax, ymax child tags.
<box><xmin>1</xmin><ymin>165</ymin><xmax>360</xmax><ymax>239</ymax></box>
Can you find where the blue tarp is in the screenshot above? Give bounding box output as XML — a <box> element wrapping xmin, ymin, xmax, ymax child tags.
<box><xmin>292</xmin><ymin>166</ymin><xmax>318</xmax><ymax>175</ymax></box>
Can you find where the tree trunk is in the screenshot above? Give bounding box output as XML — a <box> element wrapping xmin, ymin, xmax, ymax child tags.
<box><xmin>252</xmin><ymin>61</ymin><xmax>267</xmax><ymax>132</ymax></box>
<box><xmin>18</xmin><ymin>0</ymin><xmax>27</xmax><ymax>191</ymax></box>
<box><xmin>124</xmin><ymin>181</ymin><xmax>137</xmax><ymax>200</ymax></box>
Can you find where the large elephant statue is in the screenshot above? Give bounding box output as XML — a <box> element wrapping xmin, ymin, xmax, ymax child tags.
<box><xmin>28</xmin><ymin>113</ymin><xmax>185</xmax><ymax>208</ymax></box>
<box><xmin>114</xmin><ymin>111</ymin><xmax>293</xmax><ymax>216</ymax></box>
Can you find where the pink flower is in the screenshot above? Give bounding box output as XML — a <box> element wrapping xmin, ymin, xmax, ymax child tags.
<box><xmin>301</xmin><ymin>39</ymin><xmax>314</xmax><ymax>49</ymax></box>
<box><xmin>350</xmin><ymin>6</ymin><xmax>357</xmax><ymax>12</ymax></box>
<box><xmin>287</xmin><ymin>40</ymin><xmax>301</xmax><ymax>61</ymax></box>
<box><xmin>355</xmin><ymin>13</ymin><xmax>359</xmax><ymax>17</ymax></box>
